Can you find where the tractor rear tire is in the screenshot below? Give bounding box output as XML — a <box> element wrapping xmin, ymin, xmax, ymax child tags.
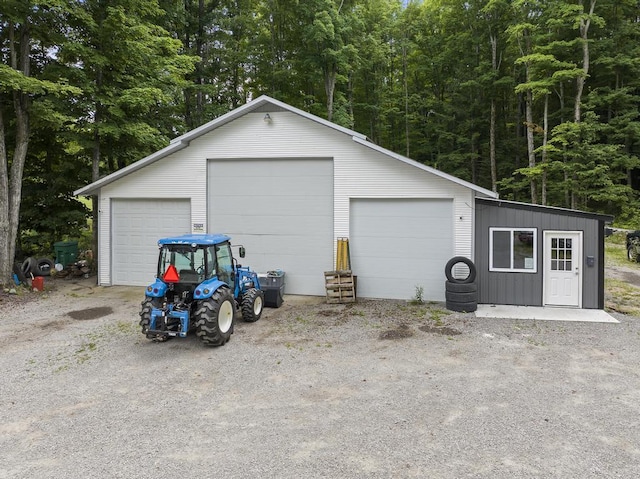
<box><xmin>195</xmin><ymin>287</ymin><xmax>235</xmax><ymax>346</ymax></box>
<box><xmin>241</xmin><ymin>288</ymin><xmax>264</xmax><ymax>322</ymax></box>
<box><xmin>139</xmin><ymin>297</ymin><xmax>168</xmax><ymax>342</ymax></box>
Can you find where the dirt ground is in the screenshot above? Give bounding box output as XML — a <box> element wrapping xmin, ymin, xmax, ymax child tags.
<box><xmin>1</xmin><ymin>267</ymin><xmax>639</xmax><ymax>478</ymax></box>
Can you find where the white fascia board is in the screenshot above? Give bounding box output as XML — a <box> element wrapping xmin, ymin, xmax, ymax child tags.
<box><xmin>73</xmin><ymin>140</ymin><xmax>188</xmax><ymax>196</ymax></box>
<box><xmin>351</xmin><ymin>136</ymin><xmax>499</xmax><ymax>199</ymax></box>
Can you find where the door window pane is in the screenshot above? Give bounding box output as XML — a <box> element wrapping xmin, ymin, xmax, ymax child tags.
<box><xmin>549</xmin><ymin>236</ymin><xmax>573</xmax><ymax>273</ymax></box>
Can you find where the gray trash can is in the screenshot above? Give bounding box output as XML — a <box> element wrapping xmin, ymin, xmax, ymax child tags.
<box><xmin>258</xmin><ymin>270</ymin><xmax>285</xmax><ymax>308</ymax></box>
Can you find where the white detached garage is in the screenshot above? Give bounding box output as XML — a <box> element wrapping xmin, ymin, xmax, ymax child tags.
<box><xmin>75</xmin><ymin>96</ymin><xmax>496</xmax><ymax>300</ymax></box>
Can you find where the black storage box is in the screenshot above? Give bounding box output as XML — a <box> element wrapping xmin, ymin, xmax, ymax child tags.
<box><xmin>258</xmin><ymin>270</ymin><xmax>285</xmax><ymax>308</ymax></box>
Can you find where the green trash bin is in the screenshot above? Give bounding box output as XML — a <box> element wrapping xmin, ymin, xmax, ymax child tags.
<box><xmin>54</xmin><ymin>241</ymin><xmax>79</xmax><ymax>266</ymax></box>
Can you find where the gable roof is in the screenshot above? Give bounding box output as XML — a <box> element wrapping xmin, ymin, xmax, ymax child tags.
<box><xmin>74</xmin><ymin>95</ymin><xmax>498</xmax><ymax>198</ymax></box>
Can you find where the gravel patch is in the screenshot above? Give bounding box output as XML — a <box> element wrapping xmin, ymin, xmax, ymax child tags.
<box><xmin>1</xmin><ymin>277</ymin><xmax>639</xmax><ymax>478</ymax></box>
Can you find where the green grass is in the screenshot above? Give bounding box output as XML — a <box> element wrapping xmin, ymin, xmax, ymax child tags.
<box><xmin>605</xmin><ymin>232</ymin><xmax>640</xmax><ymax>315</ymax></box>
<box><xmin>605</xmin><ymin>278</ymin><xmax>640</xmax><ymax>316</ymax></box>
<box><xmin>605</xmin><ymin>231</ymin><xmax>628</xmax><ymax>266</ymax></box>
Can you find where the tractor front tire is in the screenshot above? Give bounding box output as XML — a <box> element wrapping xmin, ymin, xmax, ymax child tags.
<box><xmin>139</xmin><ymin>297</ymin><xmax>168</xmax><ymax>342</ymax></box>
<box><xmin>241</xmin><ymin>288</ymin><xmax>264</xmax><ymax>322</ymax></box>
<box><xmin>195</xmin><ymin>287</ymin><xmax>235</xmax><ymax>346</ymax></box>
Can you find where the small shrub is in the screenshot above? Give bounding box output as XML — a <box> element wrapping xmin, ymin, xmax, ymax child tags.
<box><xmin>410</xmin><ymin>285</ymin><xmax>424</xmax><ymax>305</ymax></box>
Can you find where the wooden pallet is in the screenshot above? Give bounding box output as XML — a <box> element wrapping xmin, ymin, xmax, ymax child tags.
<box><xmin>324</xmin><ymin>270</ymin><xmax>356</xmax><ymax>303</ymax></box>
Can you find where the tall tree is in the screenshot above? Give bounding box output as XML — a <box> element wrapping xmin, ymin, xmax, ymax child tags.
<box><xmin>61</xmin><ymin>0</ymin><xmax>196</xmax><ymax>261</ymax></box>
<box><xmin>0</xmin><ymin>1</ymin><xmax>80</xmax><ymax>285</ymax></box>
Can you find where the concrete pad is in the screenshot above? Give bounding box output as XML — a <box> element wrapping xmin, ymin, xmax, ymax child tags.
<box><xmin>475</xmin><ymin>304</ymin><xmax>619</xmax><ymax>323</ymax></box>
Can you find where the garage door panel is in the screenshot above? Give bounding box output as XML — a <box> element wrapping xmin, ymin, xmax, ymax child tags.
<box><xmin>215</xmin><ymin>181</ymin><xmax>330</xmax><ymax>197</ymax></box>
<box><xmin>209</xmin><ymin>159</ymin><xmax>333</xmax><ymax>295</ymax></box>
<box><xmin>214</xmin><ymin>195</ymin><xmax>330</xmax><ymax>216</ymax></box>
<box><xmin>112</xmin><ymin>199</ymin><xmax>191</xmax><ymax>286</ymax></box>
<box><xmin>214</xmin><ymin>159</ymin><xmax>330</xmax><ymax>177</ymax></box>
<box><xmin>353</xmin><ymin>235</ymin><xmax>451</xmax><ymax>252</ymax></box>
<box><xmin>350</xmin><ymin>198</ymin><xmax>453</xmax><ymax>301</ymax></box>
<box><xmin>233</xmin><ymin>234</ymin><xmax>330</xmax><ymax>256</ymax></box>
<box><xmin>213</xmin><ymin>214</ymin><xmax>332</xmax><ymax>236</ymax></box>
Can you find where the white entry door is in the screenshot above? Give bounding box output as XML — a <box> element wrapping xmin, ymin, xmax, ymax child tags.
<box><xmin>544</xmin><ymin>231</ymin><xmax>582</xmax><ymax>307</ymax></box>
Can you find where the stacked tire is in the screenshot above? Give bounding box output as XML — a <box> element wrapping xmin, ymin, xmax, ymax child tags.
<box><xmin>444</xmin><ymin>256</ymin><xmax>477</xmax><ymax>312</ymax></box>
<box><xmin>21</xmin><ymin>257</ymin><xmax>55</xmax><ymax>277</ymax></box>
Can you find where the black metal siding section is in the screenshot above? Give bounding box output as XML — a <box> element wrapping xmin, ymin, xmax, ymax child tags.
<box><xmin>475</xmin><ymin>198</ymin><xmax>612</xmax><ymax>309</ymax></box>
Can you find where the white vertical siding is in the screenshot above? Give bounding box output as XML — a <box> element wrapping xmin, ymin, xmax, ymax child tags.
<box><xmin>334</xmin><ymin>148</ymin><xmax>475</xmax><ymax>261</ymax></box>
<box><xmin>98</xmin><ymin>150</ymin><xmax>207</xmax><ymax>285</ymax></box>
<box><xmin>97</xmin><ymin>110</ymin><xmax>477</xmax><ymax>286</ymax></box>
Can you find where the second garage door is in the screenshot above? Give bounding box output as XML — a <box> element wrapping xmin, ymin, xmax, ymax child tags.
<box><xmin>112</xmin><ymin>199</ymin><xmax>191</xmax><ymax>286</ymax></box>
<box><xmin>350</xmin><ymin>198</ymin><xmax>453</xmax><ymax>300</ymax></box>
<box><xmin>208</xmin><ymin>159</ymin><xmax>334</xmax><ymax>295</ymax></box>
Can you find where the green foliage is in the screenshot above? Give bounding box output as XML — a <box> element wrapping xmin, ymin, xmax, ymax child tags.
<box><xmin>3</xmin><ymin>0</ymin><xmax>640</xmax><ymax>272</ymax></box>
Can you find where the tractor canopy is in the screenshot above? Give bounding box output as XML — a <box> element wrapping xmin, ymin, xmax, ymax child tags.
<box><xmin>156</xmin><ymin>234</ymin><xmax>231</xmax><ymax>284</ymax></box>
<box><xmin>158</xmin><ymin>234</ymin><xmax>231</xmax><ymax>247</ymax></box>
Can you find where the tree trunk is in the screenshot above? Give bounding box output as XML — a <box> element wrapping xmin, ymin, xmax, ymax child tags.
<box><xmin>525</xmin><ymin>89</ymin><xmax>537</xmax><ymax>204</ymax></box>
<box><xmin>471</xmin><ymin>134</ymin><xmax>478</xmax><ymax>185</ymax></box>
<box><xmin>541</xmin><ymin>94</ymin><xmax>549</xmax><ymax>205</ymax></box>
<box><xmin>403</xmin><ymin>43</ymin><xmax>409</xmax><ymax>157</ymax></box>
<box><xmin>324</xmin><ymin>66</ymin><xmax>336</xmax><ymax>122</ymax></box>
<box><xmin>0</xmin><ymin>21</ymin><xmax>31</xmax><ymax>285</ymax></box>
<box><xmin>574</xmin><ymin>0</ymin><xmax>596</xmax><ymax>123</ymax></box>
<box><xmin>91</xmin><ymin>126</ymin><xmax>101</xmax><ymax>277</ymax></box>
<box><xmin>0</xmin><ymin>104</ymin><xmax>11</xmax><ymax>285</ymax></box>
<box><xmin>489</xmin><ymin>33</ymin><xmax>498</xmax><ymax>193</ymax></box>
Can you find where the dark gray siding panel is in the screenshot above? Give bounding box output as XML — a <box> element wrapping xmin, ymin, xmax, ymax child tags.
<box><xmin>475</xmin><ymin>201</ymin><xmax>605</xmax><ymax>309</ymax></box>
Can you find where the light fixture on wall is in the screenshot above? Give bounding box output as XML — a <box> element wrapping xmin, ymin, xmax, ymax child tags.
<box><xmin>263</xmin><ymin>113</ymin><xmax>272</xmax><ymax>123</ymax></box>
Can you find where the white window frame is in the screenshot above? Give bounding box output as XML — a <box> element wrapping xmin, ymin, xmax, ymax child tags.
<box><xmin>489</xmin><ymin>227</ymin><xmax>537</xmax><ymax>273</ymax></box>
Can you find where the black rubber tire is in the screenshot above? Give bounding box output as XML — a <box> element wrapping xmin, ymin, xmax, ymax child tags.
<box><xmin>446</xmin><ymin>300</ymin><xmax>477</xmax><ymax>312</ymax></box>
<box><xmin>445</xmin><ymin>291</ymin><xmax>478</xmax><ymax>303</ymax></box>
<box><xmin>21</xmin><ymin>257</ymin><xmax>37</xmax><ymax>276</ymax></box>
<box><xmin>139</xmin><ymin>297</ymin><xmax>167</xmax><ymax>342</ymax></box>
<box><xmin>34</xmin><ymin>258</ymin><xmax>54</xmax><ymax>276</ymax></box>
<box><xmin>444</xmin><ymin>256</ymin><xmax>476</xmax><ymax>284</ymax></box>
<box><xmin>241</xmin><ymin>288</ymin><xmax>264</xmax><ymax>322</ymax></box>
<box><xmin>445</xmin><ymin>281</ymin><xmax>477</xmax><ymax>293</ymax></box>
<box><xmin>195</xmin><ymin>287</ymin><xmax>235</xmax><ymax>346</ymax></box>
<box><xmin>13</xmin><ymin>262</ymin><xmax>28</xmax><ymax>285</ymax></box>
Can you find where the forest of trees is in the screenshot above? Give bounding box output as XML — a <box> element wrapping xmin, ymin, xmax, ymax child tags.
<box><xmin>1</xmin><ymin>0</ymin><xmax>639</xmax><ymax>281</ymax></box>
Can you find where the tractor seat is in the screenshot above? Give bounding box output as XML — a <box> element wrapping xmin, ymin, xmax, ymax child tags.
<box><xmin>179</xmin><ymin>269</ymin><xmax>200</xmax><ymax>283</ymax></box>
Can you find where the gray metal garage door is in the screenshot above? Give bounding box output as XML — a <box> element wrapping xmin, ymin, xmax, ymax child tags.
<box><xmin>208</xmin><ymin>159</ymin><xmax>333</xmax><ymax>295</ymax></box>
<box><xmin>111</xmin><ymin>199</ymin><xmax>191</xmax><ymax>286</ymax></box>
<box><xmin>350</xmin><ymin>198</ymin><xmax>453</xmax><ymax>300</ymax></box>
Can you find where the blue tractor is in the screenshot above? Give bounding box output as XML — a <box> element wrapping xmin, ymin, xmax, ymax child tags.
<box><xmin>139</xmin><ymin>234</ymin><xmax>264</xmax><ymax>346</ymax></box>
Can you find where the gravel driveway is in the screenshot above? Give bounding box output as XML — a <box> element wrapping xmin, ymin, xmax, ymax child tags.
<box><xmin>1</xmin><ymin>277</ymin><xmax>639</xmax><ymax>478</ymax></box>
